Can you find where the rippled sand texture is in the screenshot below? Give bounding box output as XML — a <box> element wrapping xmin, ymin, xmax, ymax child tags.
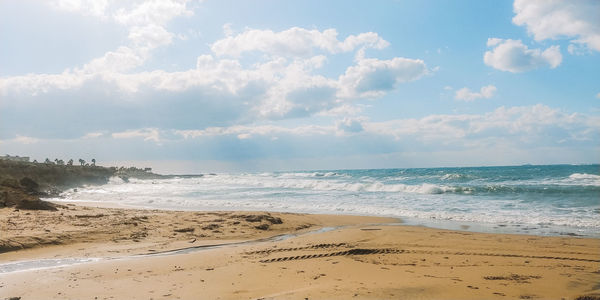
<box><xmin>1</xmin><ymin>204</ymin><xmax>599</xmax><ymax>299</ymax></box>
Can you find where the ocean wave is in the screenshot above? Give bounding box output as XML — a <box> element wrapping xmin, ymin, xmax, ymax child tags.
<box><xmin>553</xmin><ymin>173</ymin><xmax>600</xmax><ymax>187</ymax></box>
<box><xmin>197</xmin><ymin>175</ymin><xmax>461</xmax><ymax>194</ymax></box>
<box><xmin>57</xmin><ymin>193</ymin><xmax>598</xmax><ymax>230</ymax></box>
<box><xmin>569</xmin><ymin>173</ymin><xmax>600</xmax><ymax>180</ymax></box>
<box><xmin>49</xmin><ymin>166</ymin><xmax>600</xmax><ymax>238</ymax></box>
<box><xmin>440</xmin><ymin>173</ymin><xmax>473</xmax><ymax>181</ymax></box>
<box><xmin>277</xmin><ymin>172</ymin><xmax>341</xmax><ymax>178</ymax></box>
<box><xmin>108</xmin><ymin>176</ymin><xmax>126</xmax><ymax>184</ymax></box>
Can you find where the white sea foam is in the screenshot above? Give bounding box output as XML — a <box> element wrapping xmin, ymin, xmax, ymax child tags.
<box><xmin>566</xmin><ymin>173</ymin><xmax>600</xmax><ymax>186</ymax></box>
<box><xmin>440</xmin><ymin>173</ymin><xmax>471</xmax><ymax>180</ymax></box>
<box><xmin>48</xmin><ymin>169</ymin><xmax>600</xmax><ymax>237</ymax></box>
<box><xmin>108</xmin><ymin>176</ymin><xmax>126</xmax><ymax>184</ymax></box>
<box><xmin>192</xmin><ymin>174</ymin><xmax>459</xmax><ymax>194</ymax></box>
<box><xmin>569</xmin><ymin>173</ymin><xmax>600</xmax><ymax>180</ymax></box>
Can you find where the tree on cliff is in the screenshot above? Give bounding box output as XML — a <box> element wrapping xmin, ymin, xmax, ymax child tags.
<box><xmin>91</xmin><ymin>158</ymin><xmax>96</xmax><ymax>166</ymax></box>
<box><xmin>79</xmin><ymin>159</ymin><xmax>85</xmax><ymax>166</ymax></box>
<box><xmin>67</xmin><ymin>159</ymin><xmax>73</xmax><ymax>166</ymax></box>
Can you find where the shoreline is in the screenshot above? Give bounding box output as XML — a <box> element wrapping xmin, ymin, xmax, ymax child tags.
<box><xmin>48</xmin><ymin>198</ymin><xmax>600</xmax><ymax>239</ymax></box>
<box><xmin>1</xmin><ymin>203</ymin><xmax>599</xmax><ymax>299</ymax></box>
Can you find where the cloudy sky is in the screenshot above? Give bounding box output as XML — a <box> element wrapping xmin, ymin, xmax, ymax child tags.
<box><xmin>1</xmin><ymin>0</ymin><xmax>599</xmax><ymax>173</ymax></box>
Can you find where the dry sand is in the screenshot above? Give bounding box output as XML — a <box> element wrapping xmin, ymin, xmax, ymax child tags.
<box><xmin>1</xmin><ymin>204</ymin><xmax>599</xmax><ymax>299</ymax></box>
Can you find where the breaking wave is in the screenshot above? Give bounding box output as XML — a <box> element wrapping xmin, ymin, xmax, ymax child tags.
<box><xmin>50</xmin><ymin>165</ymin><xmax>600</xmax><ymax>237</ymax></box>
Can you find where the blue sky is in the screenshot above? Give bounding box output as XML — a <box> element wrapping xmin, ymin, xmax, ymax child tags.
<box><xmin>1</xmin><ymin>0</ymin><xmax>598</xmax><ymax>173</ymax></box>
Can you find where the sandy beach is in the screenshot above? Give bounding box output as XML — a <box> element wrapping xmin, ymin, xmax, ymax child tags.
<box><xmin>3</xmin><ymin>0</ymin><xmax>600</xmax><ymax>298</ymax></box>
<box><xmin>1</xmin><ymin>203</ymin><xmax>599</xmax><ymax>300</ymax></box>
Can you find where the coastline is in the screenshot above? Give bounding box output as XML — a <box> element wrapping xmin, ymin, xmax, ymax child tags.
<box><xmin>45</xmin><ymin>164</ymin><xmax>600</xmax><ymax>239</ymax></box>
<box><xmin>1</xmin><ymin>203</ymin><xmax>599</xmax><ymax>299</ymax></box>
<box><xmin>49</xmin><ymin>197</ymin><xmax>600</xmax><ymax>239</ymax></box>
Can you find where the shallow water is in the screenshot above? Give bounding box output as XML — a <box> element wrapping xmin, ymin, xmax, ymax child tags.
<box><xmin>0</xmin><ymin>226</ymin><xmax>343</xmax><ymax>274</ymax></box>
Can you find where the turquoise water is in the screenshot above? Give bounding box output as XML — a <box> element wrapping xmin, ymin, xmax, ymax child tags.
<box><xmin>54</xmin><ymin>164</ymin><xmax>600</xmax><ymax>237</ymax></box>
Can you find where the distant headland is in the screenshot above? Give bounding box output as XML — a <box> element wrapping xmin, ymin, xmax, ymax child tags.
<box><xmin>0</xmin><ymin>155</ymin><xmax>171</xmax><ymax>210</ymax></box>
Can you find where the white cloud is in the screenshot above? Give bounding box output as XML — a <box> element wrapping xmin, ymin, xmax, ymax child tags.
<box><xmin>455</xmin><ymin>85</ymin><xmax>497</xmax><ymax>101</ymax></box>
<box><xmin>484</xmin><ymin>38</ymin><xmax>562</xmax><ymax>72</ymax></box>
<box><xmin>567</xmin><ymin>43</ymin><xmax>590</xmax><ymax>56</ymax></box>
<box><xmin>80</xmin><ymin>46</ymin><xmax>148</xmax><ymax>74</ymax></box>
<box><xmin>46</xmin><ymin>0</ymin><xmax>195</xmax><ymax>79</ymax></box>
<box><xmin>513</xmin><ymin>0</ymin><xmax>600</xmax><ymax>52</ymax></box>
<box><xmin>211</xmin><ymin>27</ymin><xmax>389</xmax><ymax>57</ymax></box>
<box><xmin>13</xmin><ymin>135</ymin><xmax>40</xmax><ymax>145</ymax></box>
<box><xmin>171</xmin><ymin>104</ymin><xmax>597</xmax><ymax>149</ymax></box>
<box><xmin>112</xmin><ymin>128</ymin><xmax>160</xmax><ymax>142</ymax></box>
<box><xmin>3</xmin><ymin>104</ymin><xmax>596</xmax><ymax>168</ymax></box>
<box><xmin>0</xmin><ymin>52</ymin><xmax>428</xmax><ymax>122</ymax></box>
<box><xmin>596</xmin><ymin>92</ymin><xmax>600</xmax><ymax>99</ymax></box>
<box><xmin>222</xmin><ymin>23</ymin><xmax>234</xmax><ymax>37</ymax></box>
<box><xmin>1</xmin><ymin>20</ymin><xmax>429</xmax><ymax>133</ymax></box>
<box><xmin>0</xmin><ymin>72</ymin><xmax>87</xmax><ymax>96</ymax></box>
<box><xmin>115</xmin><ymin>1</ymin><xmax>193</xmax><ymax>51</ymax></box>
<box><xmin>338</xmin><ymin>57</ymin><xmax>429</xmax><ymax>98</ymax></box>
<box><xmin>128</xmin><ymin>24</ymin><xmax>173</xmax><ymax>49</ymax></box>
<box><xmin>335</xmin><ymin>118</ymin><xmax>365</xmax><ymax>135</ymax></box>
<box><xmin>82</xmin><ymin>132</ymin><xmax>105</xmax><ymax>139</ymax></box>
<box><xmin>176</xmin><ymin>124</ymin><xmax>334</xmax><ymax>140</ymax></box>
<box><xmin>317</xmin><ymin>104</ymin><xmax>365</xmax><ymax>117</ymax></box>
<box><xmin>364</xmin><ymin>104</ymin><xmax>597</xmax><ymax>146</ymax></box>
<box><xmin>50</xmin><ymin>0</ymin><xmax>193</xmax><ymax>44</ymax></box>
<box><xmin>0</xmin><ymin>47</ymin><xmax>147</xmax><ymax>96</ymax></box>
<box><xmin>50</xmin><ymin>0</ymin><xmax>111</xmax><ymax>19</ymax></box>
<box><xmin>113</xmin><ymin>0</ymin><xmax>193</xmax><ymax>27</ymax></box>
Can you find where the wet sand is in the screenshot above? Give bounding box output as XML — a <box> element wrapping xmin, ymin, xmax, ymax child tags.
<box><xmin>1</xmin><ymin>204</ymin><xmax>599</xmax><ymax>299</ymax></box>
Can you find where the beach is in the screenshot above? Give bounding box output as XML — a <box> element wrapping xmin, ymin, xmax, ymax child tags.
<box><xmin>1</xmin><ymin>203</ymin><xmax>599</xmax><ymax>300</ymax></box>
<box><xmin>3</xmin><ymin>0</ymin><xmax>599</xmax><ymax>298</ymax></box>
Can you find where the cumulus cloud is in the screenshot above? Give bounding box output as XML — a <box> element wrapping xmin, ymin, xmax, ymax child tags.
<box><xmin>0</xmin><ymin>51</ymin><xmax>429</xmax><ymax>131</ymax></box>
<box><xmin>80</xmin><ymin>46</ymin><xmax>148</xmax><ymax>74</ymax></box>
<box><xmin>4</xmin><ymin>1</ymin><xmax>430</xmax><ymax>139</ymax></box>
<box><xmin>513</xmin><ymin>0</ymin><xmax>600</xmax><ymax>52</ymax></box>
<box><xmin>455</xmin><ymin>85</ymin><xmax>497</xmax><ymax>101</ymax></box>
<box><xmin>211</xmin><ymin>27</ymin><xmax>389</xmax><ymax>57</ymax></box>
<box><xmin>335</xmin><ymin>118</ymin><xmax>365</xmax><ymax>134</ymax></box>
<box><xmin>365</xmin><ymin>104</ymin><xmax>598</xmax><ymax>146</ymax></box>
<box><xmin>338</xmin><ymin>57</ymin><xmax>429</xmax><ymax>98</ymax></box>
<box><xmin>113</xmin><ymin>0</ymin><xmax>193</xmax><ymax>26</ymax></box>
<box><xmin>50</xmin><ymin>0</ymin><xmax>111</xmax><ymax>18</ymax></box>
<box><xmin>0</xmin><ymin>53</ymin><xmax>337</xmax><ymax>135</ymax></box>
<box><xmin>128</xmin><ymin>24</ymin><xmax>173</xmax><ymax>49</ymax></box>
<box><xmin>3</xmin><ymin>104</ymin><xmax>596</xmax><ymax>167</ymax></box>
<box><xmin>484</xmin><ymin>38</ymin><xmax>562</xmax><ymax>72</ymax></box>
<box><xmin>47</xmin><ymin>0</ymin><xmax>195</xmax><ymax>75</ymax></box>
<box><xmin>171</xmin><ymin>104</ymin><xmax>597</xmax><ymax>149</ymax></box>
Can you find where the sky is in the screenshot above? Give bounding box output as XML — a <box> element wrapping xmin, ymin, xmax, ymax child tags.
<box><xmin>0</xmin><ymin>0</ymin><xmax>599</xmax><ymax>173</ymax></box>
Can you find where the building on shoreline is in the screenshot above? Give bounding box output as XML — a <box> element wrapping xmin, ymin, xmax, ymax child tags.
<box><xmin>1</xmin><ymin>155</ymin><xmax>30</xmax><ymax>162</ymax></box>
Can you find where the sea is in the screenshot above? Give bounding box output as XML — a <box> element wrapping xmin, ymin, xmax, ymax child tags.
<box><xmin>49</xmin><ymin>164</ymin><xmax>600</xmax><ymax>238</ymax></box>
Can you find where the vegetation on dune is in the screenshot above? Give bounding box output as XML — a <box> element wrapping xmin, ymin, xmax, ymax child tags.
<box><xmin>0</xmin><ymin>158</ymin><xmax>167</xmax><ymax>211</ymax></box>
